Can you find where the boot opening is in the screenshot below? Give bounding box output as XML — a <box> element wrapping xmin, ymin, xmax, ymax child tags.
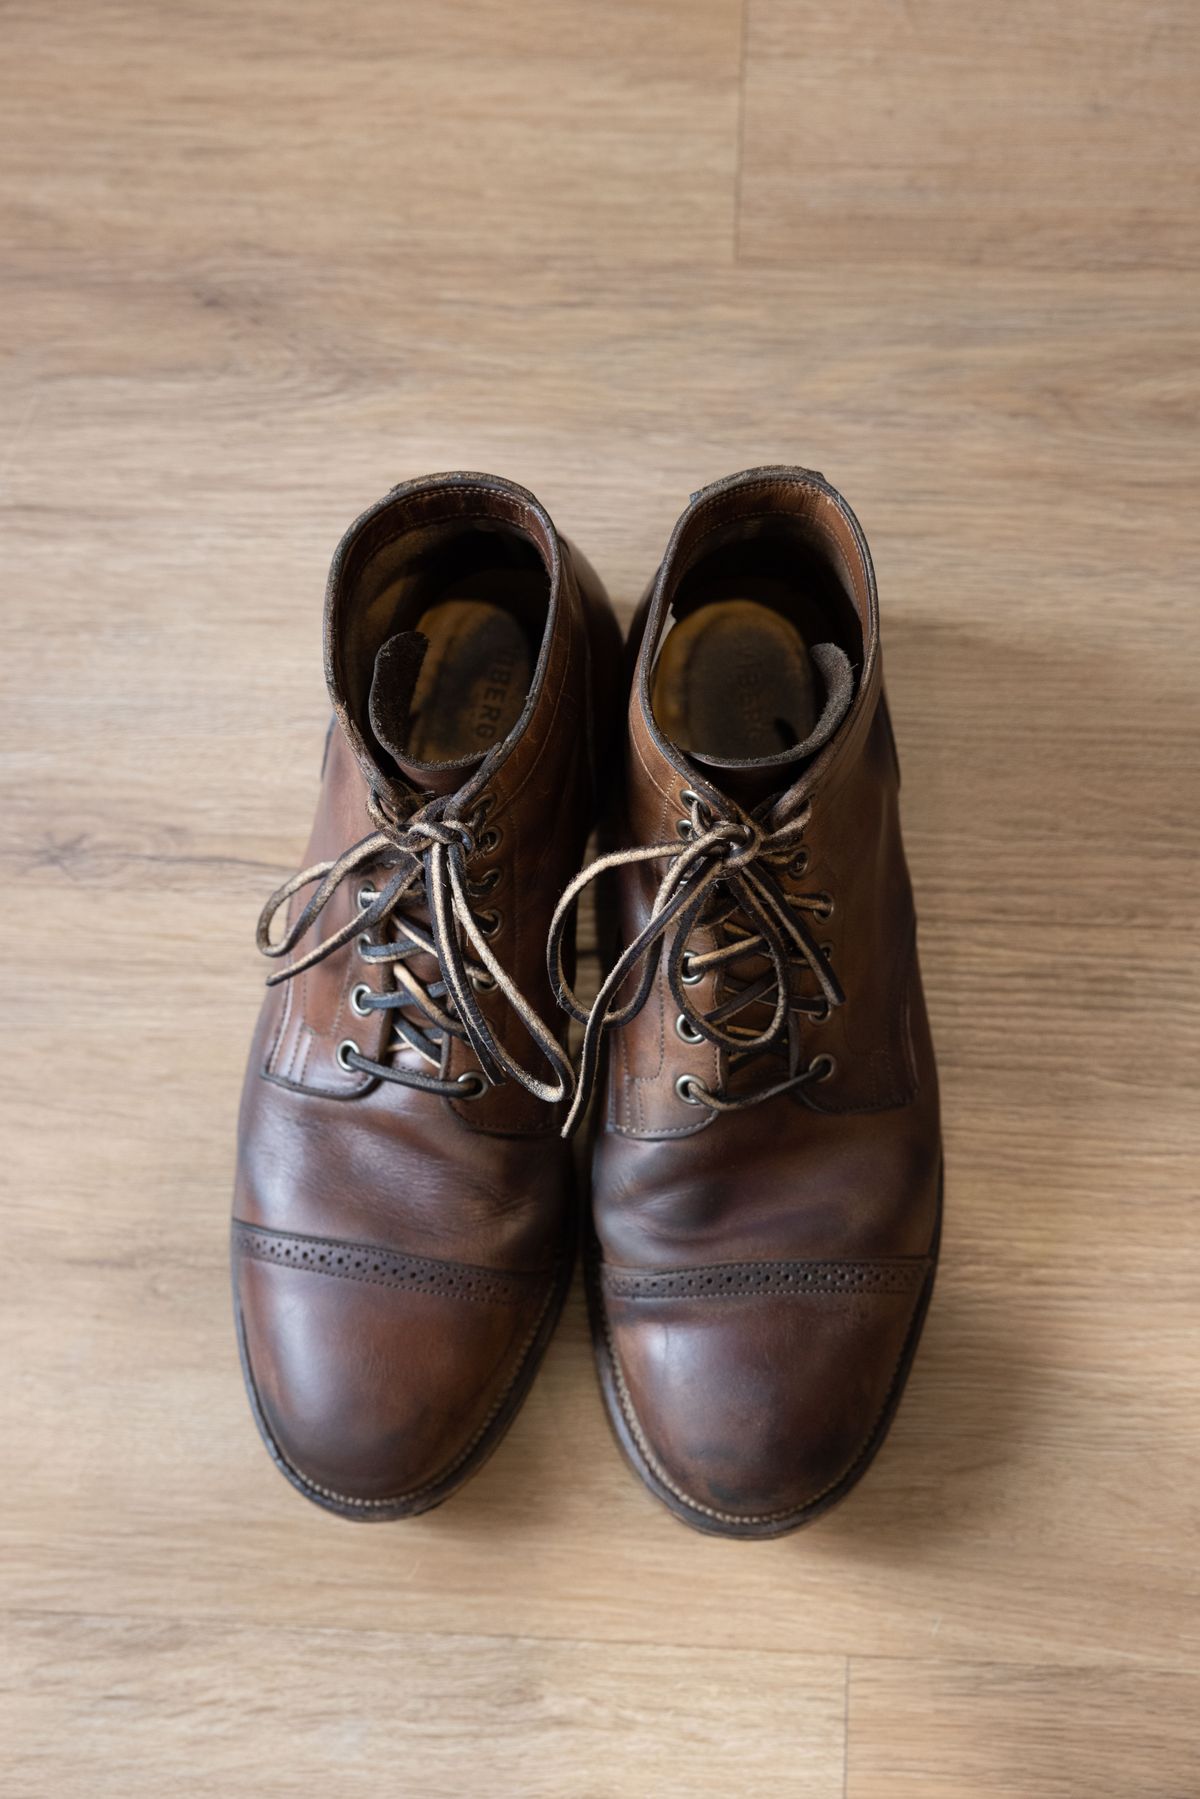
<box><xmin>345</xmin><ymin>519</ymin><xmax>550</xmax><ymax>774</ymax></box>
<box><xmin>651</xmin><ymin>523</ymin><xmax>862</xmax><ymax>766</ymax></box>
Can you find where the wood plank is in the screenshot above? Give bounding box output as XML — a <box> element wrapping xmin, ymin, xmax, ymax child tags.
<box><xmin>739</xmin><ymin>0</ymin><xmax>1200</xmax><ymax>270</ymax></box>
<box><xmin>2</xmin><ymin>257</ymin><xmax>1198</xmax><ymax>1684</ymax></box>
<box><xmin>847</xmin><ymin>1659</ymin><xmax>1200</xmax><ymax>1798</ymax></box>
<box><xmin>2</xmin><ymin>1243</ymin><xmax>1198</xmax><ymax>1669</ymax></box>
<box><xmin>3</xmin><ymin>0</ymin><xmax>1199</xmax><ymax>1785</ymax></box>
<box><xmin>1</xmin><ymin>0</ymin><xmax>742</xmax><ymax>269</ymax></box>
<box><xmin>0</xmin><ymin>1612</ymin><xmax>847</xmax><ymax>1798</ymax></box>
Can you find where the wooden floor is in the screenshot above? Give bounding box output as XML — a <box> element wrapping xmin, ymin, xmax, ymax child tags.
<box><xmin>3</xmin><ymin>2</ymin><xmax>1198</xmax><ymax>1793</ymax></box>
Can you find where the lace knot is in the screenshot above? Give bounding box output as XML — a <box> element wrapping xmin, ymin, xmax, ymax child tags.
<box><xmin>548</xmin><ymin>791</ymin><xmax>844</xmax><ymax>1137</ymax></box>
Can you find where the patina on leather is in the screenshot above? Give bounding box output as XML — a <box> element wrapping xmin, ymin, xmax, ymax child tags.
<box><xmin>578</xmin><ymin>467</ymin><xmax>942</xmax><ymax>1538</ymax></box>
<box><xmin>232</xmin><ymin>473</ymin><xmax>621</xmax><ymax>1518</ymax></box>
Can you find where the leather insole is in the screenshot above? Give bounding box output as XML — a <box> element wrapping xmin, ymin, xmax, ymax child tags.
<box><xmin>407</xmin><ymin>600</ymin><xmax>532</xmax><ymax>762</ymax></box>
<box><xmin>652</xmin><ymin>600</ymin><xmax>819</xmax><ymax>760</ymax></box>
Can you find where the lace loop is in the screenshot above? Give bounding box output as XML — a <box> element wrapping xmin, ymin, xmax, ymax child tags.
<box><xmin>547</xmin><ymin>789</ymin><xmax>844</xmax><ymax>1137</ymax></box>
<box><xmin>257</xmin><ymin>792</ymin><xmax>574</xmax><ymax>1107</ymax></box>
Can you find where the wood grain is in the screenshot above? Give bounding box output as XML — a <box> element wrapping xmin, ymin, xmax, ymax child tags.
<box><xmin>1</xmin><ymin>1614</ymin><xmax>846</xmax><ymax>1797</ymax></box>
<box><xmin>739</xmin><ymin>0</ymin><xmax>1200</xmax><ymax>270</ymax></box>
<box><xmin>2</xmin><ymin>0</ymin><xmax>1198</xmax><ymax>1793</ymax></box>
<box><xmin>847</xmin><ymin>1660</ymin><xmax>1200</xmax><ymax>1799</ymax></box>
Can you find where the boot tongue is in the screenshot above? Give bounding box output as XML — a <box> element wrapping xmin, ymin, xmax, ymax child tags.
<box><xmin>686</xmin><ymin>641</ymin><xmax>855</xmax><ymax>806</ymax></box>
<box><xmin>367</xmin><ymin>631</ymin><xmax>486</xmax><ymax>799</ymax></box>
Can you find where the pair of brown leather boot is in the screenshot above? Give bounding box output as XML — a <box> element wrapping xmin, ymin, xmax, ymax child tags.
<box><xmin>231</xmin><ymin>467</ymin><xmax>941</xmax><ymax>1538</ymax></box>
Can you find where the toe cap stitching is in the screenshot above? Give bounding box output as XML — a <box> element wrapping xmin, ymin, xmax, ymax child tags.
<box><xmin>233</xmin><ymin>1221</ymin><xmax>546</xmax><ymax>1308</ymax></box>
<box><xmin>597</xmin><ymin>1267</ymin><xmax>929</xmax><ymax>1528</ymax></box>
<box><xmin>603</xmin><ymin>1257</ymin><xmax>929</xmax><ymax>1302</ymax></box>
<box><xmin>238</xmin><ymin>1260</ymin><xmax>563</xmax><ymax>1512</ymax></box>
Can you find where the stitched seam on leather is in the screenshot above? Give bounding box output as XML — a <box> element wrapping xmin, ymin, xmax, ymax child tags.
<box><xmin>234</xmin><ymin>1223</ymin><xmax>544</xmax><ymax>1307</ymax></box>
<box><xmin>357</xmin><ymin>502</ymin><xmax>541</xmax><ymax>571</ymax></box>
<box><xmin>243</xmin><ymin>1266</ymin><xmax>561</xmax><ymax>1512</ymax></box>
<box><xmin>278</xmin><ymin>840</ymin><xmax>390</xmax><ymax>1097</ymax></box>
<box><xmin>615</xmin><ymin>744</ymin><xmax>670</xmax><ymax>1133</ymax></box>
<box><xmin>444</xmin><ymin>552</ymin><xmax>577</xmax><ymax>1131</ymax></box>
<box><xmin>293</xmin><ymin>1022</ymin><xmax>311</xmax><ymax>1086</ymax></box>
<box><xmin>597</xmin><ymin>1272</ymin><xmax>924</xmax><ymax>1527</ymax></box>
<box><xmin>804</xmin><ymin>913</ymin><xmax>916</xmax><ymax>1118</ymax></box>
<box><xmin>446</xmin><ymin>680</ymin><xmax>577</xmax><ymax>1136</ymax></box>
<box><xmin>901</xmin><ymin>927</ymin><xmax>920</xmax><ymax>1093</ymax></box>
<box><xmin>677</xmin><ymin>489</ymin><xmax>872</xmax><ymax>606</ymax></box>
<box><xmin>603</xmin><ymin>1258</ymin><xmax>929</xmax><ymax>1300</ymax></box>
<box><xmin>266</xmin><ymin>949</ymin><xmax>293</xmax><ymax>1075</ymax></box>
<box><xmin>483</xmin><ymin>567</ymin><xmax>577</xmax><ymax>817</ymax></box>
<box><xmin>629</xmin><ymin>702</ymin><xmax>680</xmax><ymax>814</ymax></box>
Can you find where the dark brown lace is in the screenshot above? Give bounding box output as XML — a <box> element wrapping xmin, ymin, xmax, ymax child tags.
<box><xmin>257</xmin><ymin>788</ymin><xmax>573</xmax><ymax>1105</ymax></box>
<box><xmin>548</xmin><ymin>786</ymin><xmax>844</xmax><ymax>1137</ymax></box>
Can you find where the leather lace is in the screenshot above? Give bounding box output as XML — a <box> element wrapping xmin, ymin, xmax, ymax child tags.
<box><xmin>257</xmin><ymin>788</ymin><xmax>573</xmax><ymax>1105</ymax></box>
<box><xmin>548</xmin><ymin>788</ymin><xmax>845</xmax><ymax>1137</ymax></box>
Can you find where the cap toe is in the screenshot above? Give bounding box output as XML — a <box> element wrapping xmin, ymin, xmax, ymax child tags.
<box><xmin>234</xmin><ymin>1223</ymin><xmax>559</xmax><ymax>1515</ymax></box>
<box><xmin>600</xmin><ymin>1257</ymin><xmax>930</xmax><ymax>1533</ymax></box>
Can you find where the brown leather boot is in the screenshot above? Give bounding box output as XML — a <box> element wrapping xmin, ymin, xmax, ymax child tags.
<box><xmin>552</xmin><ymin>467</ymin><xmax>941</xmax><ymax>1538</ymax></box>
<box><xmin>232</xmin><ymin>473</ymin><xmax>621</xmax><ymax>1518</ymax></box>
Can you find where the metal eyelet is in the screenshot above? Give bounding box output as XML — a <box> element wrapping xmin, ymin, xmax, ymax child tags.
<box><xmin>470</xmin><ymin>968</ymin><xmax>497</xmax><ymax>992</ymax></box>
<box><xmin>350</xmin><ymin>983</ymin><xmax>373</xmax><ymax>1018</ymax></box>
<box><xmin>675</xmin><ymin>1073</ymin><xmax>706</xmax><ymax>1105</ymax></box>
<box><xmin>474</xmin><ymin>793</ymin><xmax>495</xmax><ymax>823</ymax></box>
<box><xmin>675</xmin><ymin>1012</ymin><xmax>704</xmax><ymax>1045</ymax></box>
<box><xmin>471</xmin><ymin>867</ymin><xmax>500</xmax><ymax>894</ymax></box>
<box><xmin>456</xmin><ymin>1071</ymin><xmax>486</xmax><ymax>1097</ymax></box>
<box><xmin>810</xmin><ymin>1053</ymin><xmax>837</xmax><ymax>1083</ymax></box>
<box><xmin>357</xmin><ymin>933</ymin><xmax>374</xmax><ymax>958</ymax></box>
<box><xmin>477</xmin><ymin>909</ymin><xmax>500</xmax><ymax>938</ymax></box>
<box><xmin>478</xmin><ymin>826</ymin><xmax>502</xmax><ymax>855</ymax></box>
<box><xmin>677</xmin><ymin>787</ymin><xmax>711</xmax><ymax>841</ymax></box>
<box><xmin>820</xmin><ymin>942</ymin><xmax>834</xmax><ymax>960</ymax></box>
<box><xmin>789</xmin><ymin>850</ymin><xmax>810</xmax><ymax>878</ymax></box>
<box><xmin>357</xmin><ymin>883</ymin><xmax>378</xmax><ymax>910</ymax></box>
<box><xmin>808</xmin><ymin>998</ymin><xmax>830</xmax><ymax>1024</ymax></box>
<box><xmin>680</xmin><ymin>953</ymin><xmax>703</xmax><ymax>986</ymax></box>
<box><xmin>335</xmin><ymin>1039</ymin><xmax>361</xmax><ymax>1074</ymax></box>
<box><xmin>813</xmin><ymin>892</ymin><xmax>835</xmax><ymax>921</ymax></box>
